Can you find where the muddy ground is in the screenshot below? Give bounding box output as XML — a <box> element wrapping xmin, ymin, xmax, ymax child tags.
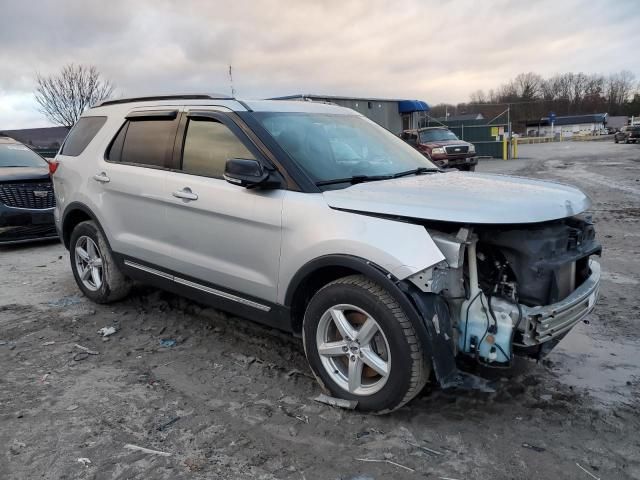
<box><xmin>1</xmin><ymin>141</ymin><xmax>639</xmax><ymax>480</ymax></box>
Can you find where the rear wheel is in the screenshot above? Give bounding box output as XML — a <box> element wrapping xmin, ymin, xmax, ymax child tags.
<box><xmin>70</xmin><ymin>220</ymin><xmax>131</xmax><ymax>303</ymax></box>
<box><xmin>302</xmin><ymin>275</ymin><xmax>430</xmax><ymax>413</ymax></box>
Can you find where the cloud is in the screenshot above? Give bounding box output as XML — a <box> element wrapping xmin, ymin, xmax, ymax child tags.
<box><xmin>0</xmin><ymin>0</ymin><xmax>638</xmax><ymax>128</ymax></box>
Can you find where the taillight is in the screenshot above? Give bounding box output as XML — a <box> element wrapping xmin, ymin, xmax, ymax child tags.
<box><xmin>48</xmin><ymin>160</ymin><xmax>59</xmax><ymax>175</ymax></box>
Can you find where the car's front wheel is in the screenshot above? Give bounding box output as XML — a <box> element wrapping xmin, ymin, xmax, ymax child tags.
<box><xmin>70</xmin><ymin>220</ymin><xmax>131</xmax><ymax>303</ymax></box>
<box><xmin>302</xmin><ymin>275</ymin><xmax>430</xmax><ymax>413</ymax></box>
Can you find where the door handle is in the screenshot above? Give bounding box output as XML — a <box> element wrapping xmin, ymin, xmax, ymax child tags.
<box><xmin>172</xmin><ymin>187</ymin><xmax>198</xmax><ymax>201</ymax></box>
<box><xmin>93</xmin><ymin>172</ymin><xmax>110</xmax><ymax>183</ymax></box>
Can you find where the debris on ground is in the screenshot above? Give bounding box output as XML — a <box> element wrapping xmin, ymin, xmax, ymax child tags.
<box><xmin>407</xmin><ymin>441</ymin><xmax>444</xmax><ymax>456</ymax></box>
<box><xmin>355</xmin><ymin>457</ymin><xmax>414</xmax><ymax>472</ymax></box>
<box><xmin>124</xmin><ymin>443</ymin><xmax>171</xmax><ymax>457</ymax></box>
<box><xmin>159</xmin><ymin>338</ymin><xmax>177</xmax><ymax>347</ymax></box>
<box><xmin>76</xmin><ymin>458</ymin><xmax>91</xmax><ymax>466</ymax></box>
<box><xmin>522</xmin><ymin>442</ymin><xmax>546</xmax><ymax>453</ymax></box>
<box><xmin>157</xmin><ymin>416</ymin><xmax>180</xmax><ymax>431</ymax></box>
<box><xmin>48</xmin><ymin>295</ymin><xmax>83</xmax><ymax>307</ymax></box>
<box><xmin>314</xmin><ymin>393</ymin><xmax>358</xmax><ymax>409</ymax></box>
<box><xmin>74</xmin><ymin>344</ymin><xmax>99</xmax><ymax>355</ymax></box>
<box><xmin>41</xmin><ymin>341</ymin><xmax>55</xmax><ymax>346</ymax></box>
<box><xmin>98</xmin><ymin>326</ymin><xmax>117</xmax><ymax>337</ymax></box>
<box><xmin>73</xmin><ymin>343</ymin><xmax>100</xmax><ymax>361</ymax></box>
<box><xmin>576</xmin><ymin>463</ymin><xmax>600</xmax><ymax>480</ymax></box>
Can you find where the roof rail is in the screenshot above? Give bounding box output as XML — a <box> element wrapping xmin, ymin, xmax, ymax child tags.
<box><xmin>97</xmin><ymin>93</ymin><xmax>233</xmax><ymax>107</ymax></box>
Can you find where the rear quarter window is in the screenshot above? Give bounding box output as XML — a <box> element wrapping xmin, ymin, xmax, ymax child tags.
<box><xmin>106</xmin><ymin>117</ymin><xmax>178</xmax><ymax>168</ymax></box>
<box><xmin>60</xmin><ymin>116</ymin><xmax>107</xmax><ymax>156</ymax></box>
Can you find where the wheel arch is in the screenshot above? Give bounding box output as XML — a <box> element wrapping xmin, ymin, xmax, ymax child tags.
<box><xmin>61</xmin><ymin>202</ymin><xmax>109</xmax><ymax>250</ymax></box>
<box><xmin>285</xmin><ymin>255</ymin><xmax>402</xmax><ymax>334</ymax></box>
<box><xmin>285</xmin><ymin>254</ymin><xmax>463</xmax><ymax>388</ymax></box>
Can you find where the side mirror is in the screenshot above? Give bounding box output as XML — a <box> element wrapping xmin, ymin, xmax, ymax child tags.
<box><xmin>224</xmin><ymin>158</ymin><xmax>271</xmax><ymax>188</ymax></box>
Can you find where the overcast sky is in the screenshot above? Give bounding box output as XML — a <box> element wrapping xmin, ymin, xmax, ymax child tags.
<box><xmin>1</xmin><ymin>0</ymin><xmax>638</xmax><ymax>129</ymax></box>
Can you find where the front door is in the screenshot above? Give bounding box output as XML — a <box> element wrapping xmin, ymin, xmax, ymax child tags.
<box><xmin>163</xmin><ymin>109</ymin><xmax>284</xmax><ymax>303</ymax></box>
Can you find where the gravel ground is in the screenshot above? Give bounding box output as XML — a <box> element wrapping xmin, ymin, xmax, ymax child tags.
<box><xmin>1</xmin><ymin>140</ymin><xmax>639</xmax><ymax>480</ymax></box>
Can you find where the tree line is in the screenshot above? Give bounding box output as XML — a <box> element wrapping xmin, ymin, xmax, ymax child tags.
<box><xmin>430</xmin><ymin>71</ymin><xmax>640</xmax><ymax>130</ymax></box>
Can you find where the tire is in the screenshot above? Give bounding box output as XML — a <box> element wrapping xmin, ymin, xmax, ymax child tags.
<box><xmin>70</xmin><ymin>220</ymin><xmax>131</xmax><ymax>303</ymax></box>
<box><xmin>302</xmin><ymin>275</ymin><xmax>430</xmax><ymax>413</ymax></box>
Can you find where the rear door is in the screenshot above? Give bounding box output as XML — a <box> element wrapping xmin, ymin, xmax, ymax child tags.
<box><xmin>94</xmin><ymin>108</ymin><xmax>179</xmax><ymax>266</ymax></box>
<box><xmin>163</xmin><ymin>108</ymin><xmax>284</xmax><ymax>303</ymax></box>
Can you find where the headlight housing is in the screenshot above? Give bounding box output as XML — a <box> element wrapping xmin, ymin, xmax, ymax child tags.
<box><xmin>469</xmin><ymin>144</ymin><xmax>476</xmax><ymax>153</ymax></box>
<box><xmin>431</xmin><ymin>147</ymin><xmax>446</xmax><ymax>155</ymax></box>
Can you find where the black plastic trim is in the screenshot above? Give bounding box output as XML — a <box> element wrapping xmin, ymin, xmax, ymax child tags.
<box><xmin>114</xmin><ymin>253</ymin><xmax>292</xmax><ymax>331</ymax></box>
<box><xmin>98</xmin><ymin>93</ymin><xmax>232</xmax><ymax>107</ymax></box>
<box><xmin>125</xmin><ymin>110</ymin><xmax>178</xmax><ymax>120</ymax></box>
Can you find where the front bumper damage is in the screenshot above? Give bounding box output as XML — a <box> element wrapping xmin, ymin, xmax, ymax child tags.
<box><xmin>516</xmin><ymin>259</ymin><xmax>600</xmax><ymax>350</ymax></box>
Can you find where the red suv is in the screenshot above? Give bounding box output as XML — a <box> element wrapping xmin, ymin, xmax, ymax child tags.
<box><xmin>401</xmin><ymin>127</ymin><xmax>477</xmax><ymax>171</ymax></box>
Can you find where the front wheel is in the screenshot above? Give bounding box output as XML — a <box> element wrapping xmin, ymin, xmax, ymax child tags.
<box><xmin>302</xmin><ymin>275</ymin><xmax>430</xmax><ymax>413</ymax></box>
<box><xmin>70</xmin><ymin>220</ymin><xmax>131</xmax><ymax>303</ymax></box>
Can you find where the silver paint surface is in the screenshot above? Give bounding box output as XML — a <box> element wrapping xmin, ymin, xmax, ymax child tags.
<box><xmin>323</xmin><ymin>171</ymin><xmax>592</xmax><ymax>224</ymax></box>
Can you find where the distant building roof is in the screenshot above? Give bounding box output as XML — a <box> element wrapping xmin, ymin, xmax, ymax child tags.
<box><xmin>525</xmin><ymin>113</ymin><xmax>607</xmax><ymax>127</ymax></box>
<box><xmin>0</xmin><ymin>126</ymin><xmax>68</xmax><ymax>149</ymax></box>
<box><xmin>433</xmin><ymin>113</ymin><xmax>484</xmax><ymax>122</ymax></box>
<box><xmin>270</xmin><ymin>94</ymin><xmax>430</xmax><ymax>113</ymax></box>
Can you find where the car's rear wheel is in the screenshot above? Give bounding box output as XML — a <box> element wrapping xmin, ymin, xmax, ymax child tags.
<box><xmin>302</xmin><ymin>275</ymin><xmax>430</xmax><ymax>413</ymax></box>
<box><xmin>70</xmin><ymin>220</ymin><xmax>131</xmax><ymax>303</ymax></box>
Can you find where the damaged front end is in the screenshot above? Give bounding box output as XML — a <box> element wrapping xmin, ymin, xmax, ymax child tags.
<box><xmin>406</xmin><ymin>216</ymin><xmax>601</xmax><ymax>374</ymax></box>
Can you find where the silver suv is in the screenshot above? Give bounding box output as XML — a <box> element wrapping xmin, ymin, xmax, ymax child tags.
<box><xmin>52</xmin><ymin>94</ymin><xmax>601</xmax><ymax>413</ymax></box>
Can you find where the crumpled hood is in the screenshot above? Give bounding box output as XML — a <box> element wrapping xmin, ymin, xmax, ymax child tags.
<box><xmin>323</xmin><ymin>171</ymin><xmax>591</xmax><ymax>224</ymax></box>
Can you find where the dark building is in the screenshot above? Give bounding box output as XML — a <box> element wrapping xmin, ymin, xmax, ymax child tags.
<box><xmin>271</xmin><ymin>94</ymin><xmax>429</xmax><ymax>134</ymax></box>
<box><xmin>0</xmin><ymin>126</ymin><xmax>69</xmax><ymax>150</ymax></box>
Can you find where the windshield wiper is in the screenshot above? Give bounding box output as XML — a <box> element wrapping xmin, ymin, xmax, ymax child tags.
<box><xmin>392</xmin><ymin>167</ymin><xmax>441</xmax><ymax>178</ymax></box>
<box><xmin>315</xmin><ymin>174</ymin><xmax>394</xmax><ymax>187</ymax></box>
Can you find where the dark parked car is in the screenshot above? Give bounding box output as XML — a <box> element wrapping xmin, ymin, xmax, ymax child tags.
<box><xmin>0</xmin><ymin>137</ymin><xmax>58</xmax><ymax>245</ymax></box>
<box><xmin>401</xmin><ymin>127</ymin><xmax>478</xmax><ymax>171</ymax></box>
<box><xmin>614</xmin><ymin>125</ymin><xmax>640</xmax><ymax>144</ymax></box>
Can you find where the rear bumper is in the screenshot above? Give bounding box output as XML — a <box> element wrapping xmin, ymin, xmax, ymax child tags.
<box><xmin>518</xmin><ymin>260</ymin><xmax>600</xmax><ymax>347</ymax></box>
<box><xmin>0</xmin><ymin>204</ymin><xmax>57</xmax><ymax>244</ymax></box>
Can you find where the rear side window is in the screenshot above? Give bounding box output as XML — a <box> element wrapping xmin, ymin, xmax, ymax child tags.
<box><xmin>181</xmin><ymin>119</ymin><xmax>255</xmax><ymax>178</ymax></box>
<box><xmin>61</xmin><ymin>116</ymin><xmax>107</xmax><ymax>156</ymax></box>
<box><xmin>107</xmin><ymin>118</ymin><xmax>178</xmax><ymax>168</ymax></box>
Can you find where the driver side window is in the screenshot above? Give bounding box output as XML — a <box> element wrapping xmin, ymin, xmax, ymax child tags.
<box><xmin>182</xmin><ymin>119</ymin><xmax>255</xmax><ymax>179</ymax></box>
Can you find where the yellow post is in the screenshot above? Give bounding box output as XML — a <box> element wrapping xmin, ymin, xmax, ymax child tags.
<box><xmin>513</xmin><ymin>137</ymin><xmax>518</xmax><ymax>159</ymax></box>
<box><xmin>503</xmin><ymin>137</ymin><xmax>508</xmax><ymax>160</ymax></box>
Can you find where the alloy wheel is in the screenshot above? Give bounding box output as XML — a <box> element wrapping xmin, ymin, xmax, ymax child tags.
<box><xmin>315</xmin><ymin>304</ymin><xmax>391</xmax><ymax>396</ymax></box>
<box><xmin>74</xmin><ymin>235</ymin><xmax>104</xmax><ymax>291</ymax></box>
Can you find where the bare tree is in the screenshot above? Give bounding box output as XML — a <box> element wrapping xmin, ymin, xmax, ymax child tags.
<box><xmin>34</xmin><ymin>64</ymin><xmax>114</xmax><ymax>128</ymax></box>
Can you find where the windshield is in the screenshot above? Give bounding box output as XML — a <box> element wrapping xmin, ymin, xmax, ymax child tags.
<box><xmin>254</xmin><ymin>113</ymin><xmax>437</xmax><ymax>184</ymax></box>
<box><xmin>419</xmin><ymin>129</ymin><xmax>459</xmax><ymax>143</ymax></box>
<box><xmin>0</xmin><ymin>143</ymin><xmax>47</xmax><ymax>168</ymax></box>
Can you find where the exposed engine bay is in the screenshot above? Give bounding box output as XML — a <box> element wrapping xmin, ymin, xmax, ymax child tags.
<box><xmin>408</xmin><ymin>215</ymin><xmax>602</xmax><ymax>367</ymax></box>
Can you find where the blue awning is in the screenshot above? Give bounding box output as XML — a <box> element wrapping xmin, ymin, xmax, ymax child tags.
<box><xmin>398</xmin><ymin>100</ymin><xmax>429</xmax><ymax>113</ymax></box>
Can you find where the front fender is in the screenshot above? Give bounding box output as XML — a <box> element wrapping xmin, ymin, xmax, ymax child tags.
<box><xmin>277</xmin><ymin>191</ymin><xmax>445</xmax><ymax>304</ymax></box>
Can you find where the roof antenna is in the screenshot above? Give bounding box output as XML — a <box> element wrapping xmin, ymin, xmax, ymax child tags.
<box><xmin>228</xmin><ymin>65</ymin><xmax>236</xmax><ymax>98</ymax></box>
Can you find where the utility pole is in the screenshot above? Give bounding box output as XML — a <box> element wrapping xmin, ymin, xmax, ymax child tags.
<box><xmin>228</xmin><ymin>65</ymin><xmax>236</xmax><ymax>98</ymax></box>
<box><xmin>506</xmin><ymin>103</ymin><xmax>511</xmax><ymax>159</ymax></box>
